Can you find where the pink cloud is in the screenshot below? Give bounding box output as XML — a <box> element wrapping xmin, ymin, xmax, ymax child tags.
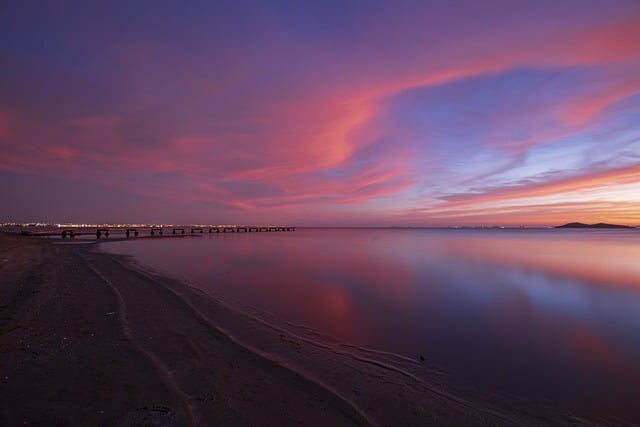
<box><xmin>401</xmin><ymin>163</ymin><xmax>640</xmax><ymax>227</ymax></box>
<box><xmin>2</xmin><ymin>3</ymin><xmax>640</xmax><ymax>224</ymax></box>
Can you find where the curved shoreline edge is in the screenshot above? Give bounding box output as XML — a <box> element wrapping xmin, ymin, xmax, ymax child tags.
<box><xmin>0</xmin><ymin>233</ymin><xmax>601</xmax><ymax>426</ymax></box>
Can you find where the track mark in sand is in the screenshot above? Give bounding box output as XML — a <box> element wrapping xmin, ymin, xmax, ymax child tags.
<box><xmin>103</xmin><ymin>252</ymin><xmax>375</xmax><ymax>427</ymax></box>
<box><xmin>86</xmin><ymin>260</ymin><xmax>198</xmax><ymax>426</ymax></box>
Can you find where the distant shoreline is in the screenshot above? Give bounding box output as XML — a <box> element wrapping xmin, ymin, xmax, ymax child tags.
<box><xmin>554</xmin><ymin>222</ymin><xmax>635</xmax><ymax>229</ymax></box>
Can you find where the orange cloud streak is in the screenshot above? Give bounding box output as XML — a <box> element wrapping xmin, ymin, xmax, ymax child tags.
<box><xmin>444</xmin><ymin>163</ymin><xmax>640</xmax><ymax>207</ymax></box>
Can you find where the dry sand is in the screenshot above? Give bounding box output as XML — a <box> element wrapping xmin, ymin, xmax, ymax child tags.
<box><xmin>0</xmin><ymin>233</ymin><xmax>603</xmax><ymax>426</ymax></box>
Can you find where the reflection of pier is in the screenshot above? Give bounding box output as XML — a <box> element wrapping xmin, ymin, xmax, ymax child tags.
<box><xmin>125</xmin><ymin>228</ymin><xmax>139</xmax><ymax>237</ymax></box>
<box><xmin>23</xmin><ymin>225</ymin><xmax>296</xmax><ymax>239</ymax></box>
<box><xmin>95</xmin><ymin>228</ymin><xmax>110</xmax><ymax>238</ymax></box>
<box><xmin>60</xmin><ymin>229</ymin><xmax>75</xmax><ymax>238</ymax></box>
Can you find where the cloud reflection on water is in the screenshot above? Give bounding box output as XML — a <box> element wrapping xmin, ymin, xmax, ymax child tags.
<box><xmin>104</xmin><ymin>228</ymin><xmax>640</xmax><ymax>422</ymax></box>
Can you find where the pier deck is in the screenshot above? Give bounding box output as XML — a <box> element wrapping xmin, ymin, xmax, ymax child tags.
<box><xmin>21</xmin><ymin>225</ymin><xmax>296</xmax><ymax>238</ymax></box>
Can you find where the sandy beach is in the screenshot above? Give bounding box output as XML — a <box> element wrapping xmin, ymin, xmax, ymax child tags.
<box><xmin>0</xmin><ymin>233</ymin><xmax>600</xmax><ymax>426</ymax></box>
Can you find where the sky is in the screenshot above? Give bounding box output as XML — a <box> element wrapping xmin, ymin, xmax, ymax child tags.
<box><xmin>1</xmin><ymin>0</ymin><xmax>639</xmax><ymax>226</ymax></box>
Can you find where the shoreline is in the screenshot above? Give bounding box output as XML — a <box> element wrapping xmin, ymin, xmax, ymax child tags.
<box><xmin>0</xmin><ymin>233</ymin><xmax>602</xmax><ymax>426</ymax></box>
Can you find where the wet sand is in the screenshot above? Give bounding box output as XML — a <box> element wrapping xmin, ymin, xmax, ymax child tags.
<box><xmin>0</xmin><ymin>233</ymin><xmax>599</xmax><ymax>426</ymax></box>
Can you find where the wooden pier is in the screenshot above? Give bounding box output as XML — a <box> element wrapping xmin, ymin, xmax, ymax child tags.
<box><xmin>206</xmin><ymin>226</ymin><xmax>296</xmax><ymax>233</ymax></box>
<box><xmin>22</xmin><ymin>225</ymin><xmax>296</xmax><ymax>239</ymax></box>
<box><xmin>95</xmin><ymin>228</ymin><xmax>109</xmax><ymax>238</ymax></box>
<box><xmin>125</xmin><ymin>228</ymin><xmax>139</xmax><ymax>237</ymax></box>
<box><xmin>60</xmin><ymin>229</ymin><xmax>75</xmax><ymax>238</ymax></box>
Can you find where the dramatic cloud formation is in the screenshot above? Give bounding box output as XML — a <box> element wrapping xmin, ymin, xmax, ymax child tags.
<box><xmin>1</xmin><ymin>0</ymin><xmax>639</xmax><ymax>225</ymax></box>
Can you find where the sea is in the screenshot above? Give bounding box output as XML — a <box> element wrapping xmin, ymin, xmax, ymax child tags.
<box><xmin>101</xmin><ymin>227</ymin><xmax>640</xmax><ymax>423</ymax></box>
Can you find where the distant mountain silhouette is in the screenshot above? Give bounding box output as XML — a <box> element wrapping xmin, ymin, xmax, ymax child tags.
<box><xmin>555</xmin><ymin>222</ymin><xmax>633</xmax><ymax>229</ymax></box>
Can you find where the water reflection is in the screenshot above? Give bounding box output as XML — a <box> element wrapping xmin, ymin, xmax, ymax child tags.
<box><xmin>104</xmin><ymin>228</ymin><xmax>640</xmax><ymax>423</ymax></box>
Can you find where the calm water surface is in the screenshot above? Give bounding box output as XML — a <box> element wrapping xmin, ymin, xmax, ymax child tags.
<box><xmin>103</xmin><ymin>228</ymin><xmax>640</xmax><ymax>422</ymax></box>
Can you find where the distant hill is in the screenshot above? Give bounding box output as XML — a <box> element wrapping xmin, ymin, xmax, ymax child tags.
<box><xmin>555</xmin><ymin>222</ymin><xmax>634</xmax><ymax>229</ymax></box>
